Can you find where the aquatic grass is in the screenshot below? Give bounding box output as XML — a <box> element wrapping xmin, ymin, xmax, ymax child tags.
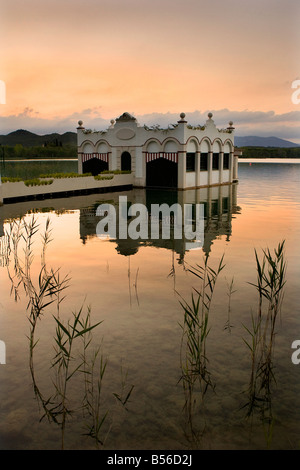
<box><xmin>82</xmin><ymin>341</ymin><xmax>109</xmax><ymax>448</ymax></box>
<box><xmin>242</xmin><ymin>241</ymin><xmax>286</xmax><ymax>445</ymax></box>
<box><xmin>4</xmin><ymin>216</ymin><xmax>71</xmax><ymax>424</ymax></box>
<box><xmin>113</xmin><ymin>364</ymin><xmax>134</xmax><ymax>411</ymax></box>
<box><xmin>3</xmin><ymin>214</ymin><xmax>135</xmax><ymax>449</ymax></box>
<box><xmin>224</xmin><ymin>277</ymin><xmax>236</xmax><ymax>333</ymax></box>
<box><xmin>51</xmin><ymin>305</ymin><xmax>103</xmax><ymax>449</ymax></box>
<box><xmin>178</xmin><ymin>252</ymin><xmax>225</xmax><ymax>443</ymax></box>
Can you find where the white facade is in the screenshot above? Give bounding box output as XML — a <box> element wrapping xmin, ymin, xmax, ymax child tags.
<box><xmin>77</xmin><ymin>112</ymin><xmax>239</xmax><ymax>190</ymax></box>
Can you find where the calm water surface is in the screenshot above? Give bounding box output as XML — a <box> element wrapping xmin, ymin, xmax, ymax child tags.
<box><xmin>0</xmin><ymin>162</ymin><xmax>300</xmax><ymax>450</ymax></box>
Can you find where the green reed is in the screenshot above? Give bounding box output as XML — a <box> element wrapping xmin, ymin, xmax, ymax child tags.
<box><xmin>242</xmin><ymin>241</ymin><xmax>286</xmax><ymax>445</ymax></box>
<box><xmin>4</xmin><ymin>215</ymin><xmax>134</xmax><ymax>449</ymax></box>
<box><xmin>82</xmin><ymin>341</ymin><xmax>109</xmax><ymax>448</ymax></box>
<box><xmin>179</xmin><ymin>253</ymin><xmax>225</xmax><ymax>395</ymax></box>
<box><xmin>51</xmin><ymin>306</ymin><xmax>102</xmax><ymax>449</ymax></box>
<box><xmin>224</xmin><ymin>276</ymin><xmax>236</xmax><ymax>333</ymax></box>
<box><xmin>178</xmin><ymin>253</ymin><xmax>225</xmax><ymax>447</ymax></box>
<box><xmin>5</xmin><ymin>216</ymin><xmax>70</xmax><ymax>423</ymax></box>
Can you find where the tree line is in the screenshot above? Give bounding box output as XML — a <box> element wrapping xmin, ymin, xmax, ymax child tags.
<box><xmin>0</xmin><ymin>144</ymin><xmax>77</xmax><ymax>160</ymax></box>
<box><xmin>239</xmin><ymin>146</ymin><xmax>300</xmax><ymax>158</ymax></box>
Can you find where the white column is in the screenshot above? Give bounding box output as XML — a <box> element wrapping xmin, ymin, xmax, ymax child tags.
<box><xmin>208</xmin><ymin>151</ymin><xmax>213</xmax><ymax>186</ymax></box>
<box><xmin>135</xmin><ymin>147</ymin><xmax>143</xmax><ymax>178</ymax></box>
<box><xmin>196</xmin><ymin>151</ymin><xmax>200</xmax><ymax>187</ymax></box>
<box><xmin>78</xmin><ymin>153</ymin><xmax>83</xmax><ymax>174</ymax></box>
<box><xmin>178</xmin><ymin>151</ymin><xmax>186</xmax><ymax>189</ymax></box>
<box><xmin>219</xmin><ymin>152</ymin><xmax>224</xmax><ymax>184</ymax></box>
<box><xmin>110</xmin><ymin>148</ymin><xmax>117</xmax><ymax>171</ymax></box>
<box><xmin>233</xmin><ymin>155</ymin><xmax>238</xmax><ymax>180</ymax></box>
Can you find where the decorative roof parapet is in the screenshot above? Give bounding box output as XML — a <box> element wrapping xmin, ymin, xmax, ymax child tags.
<box><xmin>115</xmin><ymin>112</ymin><xmax>137</xmax><ymax>122</ymax></box>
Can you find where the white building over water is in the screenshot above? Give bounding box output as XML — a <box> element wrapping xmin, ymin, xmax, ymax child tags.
<box><xmin>77</xmin><ymin>112</ymin><xmax>239</xmax><ymax>189</ymax></box>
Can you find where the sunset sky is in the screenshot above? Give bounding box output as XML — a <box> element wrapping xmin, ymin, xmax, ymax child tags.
<box><xmin>1</xmin><ymin>0</ymin><xmax>300</xmax><ymax>141</ymax></box>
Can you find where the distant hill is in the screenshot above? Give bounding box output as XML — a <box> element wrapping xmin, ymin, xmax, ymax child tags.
<box><xmin>235</xmin><ymin>136</ymin><xmax>300</xmax><ymax>148</ymax></box>
<box><xmin>0</xmin><ymin>129</ymin><xmax>77</xmax><ymax>147</ymax></box>
<box><xmin>1</xmin><ymin>130</ymin><xmax>299</xmax><ymax>149</ymax></box>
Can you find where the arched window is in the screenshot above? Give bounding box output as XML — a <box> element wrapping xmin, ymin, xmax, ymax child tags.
<box><xmin>121</xmin><ymin>151</ymin><xmax>131</xmax><ymax>171</ymax></box>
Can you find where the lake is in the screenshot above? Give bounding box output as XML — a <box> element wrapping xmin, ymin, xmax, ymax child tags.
<box><xmin>0</xmin><ymin>161</ymin><xmax>300</xmax><ymax>450</ymax></box>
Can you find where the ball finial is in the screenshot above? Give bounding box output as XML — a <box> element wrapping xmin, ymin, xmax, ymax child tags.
<box><xmin>78</xmin><ymin>120</ymin><xmax>83</xmax><ymax>126</ymax></box>
<box><xmin>208</xmin><ymin>112</ymin><xmax>213</xmax><ymax>119</ymax></box>
<box><xmin>180</xmin><ymin>112</ymin><xmax>186</xmax><ymax>120</ymax></box>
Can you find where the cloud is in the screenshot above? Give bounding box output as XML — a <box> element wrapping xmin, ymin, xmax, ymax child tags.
<box><xmin>0</xmin><ymin>107</ymin><xmax>299</xmax><ymax>143</ymax></box>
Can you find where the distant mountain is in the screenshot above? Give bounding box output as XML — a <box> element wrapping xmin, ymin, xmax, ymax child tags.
<box><xmin>235</xmin><ymin>136</ymin><xmax>300</xmax><ymax>148</ymax></box>
<box><xmin>0</xmin><ymin>129</ymin><xmax>77</xmax><ymax>147</ymax></box>
<box><xmin>1</xmin><ymin>130</ymin><xmax>299</xmax><ymax>149</ymax></box>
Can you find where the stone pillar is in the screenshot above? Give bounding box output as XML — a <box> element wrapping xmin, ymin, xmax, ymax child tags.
<box><xmin>229</xmin><ymin>151</ymin><xmax>234</xmax><ymax>182</ymax></box>
<box><xmin>110</xmin><ymin>148</ymin><xmax>117</xmax><ymax>171</ymax></box>
<box><xmin>233</xmin><ymin>155</ymin><xmax>238</xmax><ymax>180</ymax></box>
<box><xmin>78</xmin><ymin>153</ymin><xmax>83</xmax><ymax>174</ymax></box>
<box><xmin>178</xmin><ymin>151</ymin><xmax>186</xmax><ymax>189</ymax></box>
<box><xmin>233</xmin><ymin>149</ymin><xmax>241</xmax><ymax>180</ymax></box>
<box><xmin>219</xmin><ymin>151</ymin><xmax>224</xmax><ymax>185</ymax></box>
<box><xmin>135</xmin><ymin>147</ymin><xmax>143</xmax><ymax>179</ymax></box>
<box><xmin>76</xmin><ymin>121</ymin><xmax>85</xmax><ymax>175</ymax></box>
<box><xmin>196</xmin><ymin>151</ymin><xmax>201</xmax><ymax>187</ymax></box>
<box><xmin>208</xmin><ymin>151</ymin><xmax>213</xmax><ymax>186</ymax></box>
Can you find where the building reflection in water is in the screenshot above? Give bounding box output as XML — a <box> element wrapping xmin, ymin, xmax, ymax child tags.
<box><xmin>79</xmin><ymin>184</ymin><xmax>241</xmax><ymax>262</ymax></box>
<box><xmin>0</xmin><ymin>184</ymin><xmax>241</xmax><ymax>266</ymax></box>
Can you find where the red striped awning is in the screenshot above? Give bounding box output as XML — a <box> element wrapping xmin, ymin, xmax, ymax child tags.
<box><xmin>146</xmin><ymin>152</ymin><xmax>178</xmax><ymax>163</ymax></box>
<box><xmin>80</xmin><ymin>153</ymin><xmax>109</xmax><ymax>163</ymax></box>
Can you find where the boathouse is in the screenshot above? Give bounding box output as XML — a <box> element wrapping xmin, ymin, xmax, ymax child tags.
<box><xmin>77</xmin><ymin>112</ymin><xmax>239</xmax><ymax>189</ymax></box>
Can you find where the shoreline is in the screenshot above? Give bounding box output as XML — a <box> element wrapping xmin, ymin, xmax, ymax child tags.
<box><xmin>1</xmin><ymin>158</ymin><xmax>77</xmax><ymax>162</ymax></box>
<box><xmin>238</xmin><ymin>158</ymin><xmax>300</xmax><ymax>163</ymax></box>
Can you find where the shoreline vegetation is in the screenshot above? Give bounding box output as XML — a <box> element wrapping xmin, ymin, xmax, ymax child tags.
<box><xmin>1</xmin><ymin>170</ymin><xmax>131</xmax><ymax>186</ymax></box>
<box><xmin>0</xmin><ymin>144</ymin><xmax>300</xmax><ymax>161</ymax></box>
<box><xmin>238</xmin><ymin>146</ymin><xmax>300</xmax><ymax>159</ymax></box>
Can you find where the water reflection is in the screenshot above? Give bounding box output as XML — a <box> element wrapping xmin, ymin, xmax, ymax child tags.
<box><xmin>1</xmin><ymin>175</ymin><xmax>293</xmax><ymax>449</ymax></box>
<box><xmin>0</xmin><ymin>185</ymin><xmax>241</xmax><ymax>262</ymax></box>
<box><xmin>79</xmin><ymin>184</ymin><xmax>241</xmax><ymax>261</ymax></box>
<box><xmin>2</xmin><ymin>216</ymin><xmax>134</xmax><ymax>449</ymax></box>
<box><xmin>241</xmin><ymin>241</ymin><xmax>286</xmax><ymax>448</ymax></box>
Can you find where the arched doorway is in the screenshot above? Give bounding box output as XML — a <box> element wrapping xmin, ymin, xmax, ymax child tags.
<box><xmin>83</xmin><ymin>158</ymin><xmax>108</xmax><ymax>176</ymax></box>
<box><xmin>146</xmin><ymin>158</ymin><xmax>178</xmax><ymax>188</ymax></box>
<box><xmin>121</xmin><ymin>151</ymin><xmax>131</xmax><ymax>171</ymax></box>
